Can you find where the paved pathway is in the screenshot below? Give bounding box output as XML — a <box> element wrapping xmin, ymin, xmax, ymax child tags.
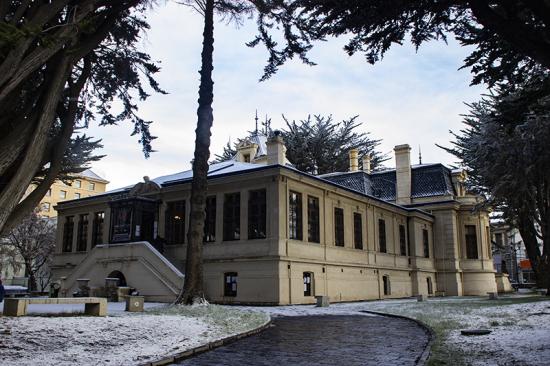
<box><xmin>177</xmin><ymin>314</ymin><xmax>429</xmax><ymax>366</ymax></box>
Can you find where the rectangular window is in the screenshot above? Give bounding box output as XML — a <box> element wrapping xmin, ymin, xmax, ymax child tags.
<box><xmin>224</xmin><ymin>272</ymin><xmax>238</xmax><ymax>297</ymax></box>
<box><xmin>75</xmin><ymin>193</ymin><xmax>81</xmax><ymax>199</ymax></box>
<box><xmin>62</xmin><ymin>216</ymin><xmax>74</xmax><ymax>252</ymax></box>
<box><xmin>74</xmin><ymin>180</ymin><xmax>81</xmax><ymax>188</ymax></box>
<box><xmin>353</xmin><ymin>212</ymin><xmax>363</xmax><ymax>249</ymax></box>
<box><xmin>378</xmin><ymin>219</ymin><xmax>387</xmax><ymax>253</ymax></box>
<box><xmin>307</xmin><ymin>196</ymin><xmax>320</xmax><ymax>243</ymax></box>
<box><xmin>399</xmin><ymin>225</ymin><xmax>407</xmax><ymax>256</ymax></box>
<box><xmin>77</xmin><ymin>214</ymin><xmax>89</xmax><ymax>252</ymax></box>
<box><xmin>248</xmin><ymin>189</ymin><xmax>266</xmax><ymax>239</ymax></box>
<box><xmin>223</xmin><ymin>193</ymin><xmax>240</xmax><ymax>241</ymax></box>
<box><xmin>92</xmin><ymin>212</ymin><xmax>105</xmax><ymax>247</ymax></box>
<box><xmin>495</xmin><ymin>233</ymin><xmax>503</xmax><ymax>247</ymax></box>
<box><xmin>289</xmin><ymin>191</ymin><xmax>303</xmax><ymax>240</ymax></box>
<box><xmin>334</xmin><ymin>207</ymin><xmax>344</xmax><ymax>247</ymax></box>
<box><xmin>423</xmin><ymin>229</ymin><xmax>430</xmax><ymax>258</ymax></box>
<box><xmin>60</xmin><ymin>190</ymin><xmax>67</xmax><ymax>199</ymax></box>
<box><xmin>89</xmin><ymin>182</ymin><xmax>96</xmax><ymax>191</ymax></box>
<box><xmin>303</xmin><ymin>272</ymin><xmax>312</xmax><ymax>296</ymax></box>
<box><xmin>166</xmin><ymin>201</ymin><xmax>185</xmax><ymax>244</ymax></box>
<box><xmin>204</xmin><ymin>196</ymin><xmax>216</xmax><ymax>242</ymax></box>
<box><xmin>465</xmin><ymin>225</ymin><xmax>478</xmax><ymax>259</ymax></box>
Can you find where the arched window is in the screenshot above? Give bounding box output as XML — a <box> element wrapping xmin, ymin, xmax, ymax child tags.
<box><xmin>383</xmin><ymin>275</ymin><xmax>391</xmax><ymax>296</ymax></box>
<box><xmin>303</xmin><ymin>272</ymin><xmax>313</xmax><ymax>296</ymax></box>
<box><xmin>427</xmin><ymin>277</ymin><xmax>433</xmax><ymax>295</ymax></box>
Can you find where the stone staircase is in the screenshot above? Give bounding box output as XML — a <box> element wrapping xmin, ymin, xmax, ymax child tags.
<box><xmin>61</xmin><ymin>241</ymin><xmax>184</xmax><ymax>302</ymax></box>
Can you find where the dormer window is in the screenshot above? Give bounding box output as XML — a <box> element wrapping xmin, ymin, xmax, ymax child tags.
<box><xmin>243</xmin><ymin>153</ymin><xmax>250</xmax><ymax>163</ymax></box>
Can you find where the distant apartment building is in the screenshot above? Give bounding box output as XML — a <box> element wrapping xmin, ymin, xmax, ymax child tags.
<box><xmin>492</xmin><ymin>222</ymin><xmax>543</xmax><ymax>286</ymax></box>
<box><xmin>27</xmin><ymin>169</ymin><xmax>109</xmax><ymax>217</ymax></box>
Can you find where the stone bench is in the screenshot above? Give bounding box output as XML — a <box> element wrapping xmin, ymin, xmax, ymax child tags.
<box><xmin>2</xmin><ymin>297</ymin><xmax>107</xmax><ymax>317</ymax></box>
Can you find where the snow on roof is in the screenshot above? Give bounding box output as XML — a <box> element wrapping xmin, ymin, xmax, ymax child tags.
<box><xmin>78</xmin><ymin>169</ymin><xmax>109</xmax><ymax>183</ymax></box>
<box><xmin>102</xmin><ymin>161</ymin><xmax>263</xmax><ymax>195</ymax></box>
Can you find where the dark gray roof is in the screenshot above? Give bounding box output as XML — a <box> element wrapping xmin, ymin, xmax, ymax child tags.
<box><xmin>321</xmin><ymin>164</ymin><xmax>455</xmax><ymax>202</ymax></box>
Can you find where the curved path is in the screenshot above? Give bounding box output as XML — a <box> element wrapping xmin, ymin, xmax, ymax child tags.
<box><xmin>177</xmin><ymin>314</ymin><xmax>429</xmax><ymax>366</ymax></box>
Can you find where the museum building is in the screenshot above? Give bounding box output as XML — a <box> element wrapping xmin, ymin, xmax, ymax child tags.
<box><xmin>51</xmin><ymin>133</ymin><xmax>499</xmax><ymax>304</ymax></box>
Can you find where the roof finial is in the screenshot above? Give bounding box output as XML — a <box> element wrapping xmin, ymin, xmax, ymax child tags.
<box><xmin>418</xmin><ymin>145</ymin><xmax>423</xmax><ymax>165</ymax></box>
<box><xmin>254</xmin><ymin>110</ymin><xmax>259</xmax><ymax>135</ymax></box>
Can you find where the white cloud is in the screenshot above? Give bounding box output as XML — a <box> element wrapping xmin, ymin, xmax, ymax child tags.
<box><xmin>85</xmin><ymin>2</ymin><xmax>486</xmax><ymax>188</ymax></box>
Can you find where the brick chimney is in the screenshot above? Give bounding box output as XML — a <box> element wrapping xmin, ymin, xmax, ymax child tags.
<box><xmin>349</xmin><ymin>149</ymin><xmax>359</xmax><ymax>172</ymax></box>
<box><xmin>394</xmin><ymin>144</ymin><xmax>411</xmax><ymax>205</ymax></box>
<box><xmin>266</xmin><ymin>131</ymin><xmax>287</xmax><ymax>165</ymax></box>
<box><xmin>362</xmin><ymin>155</ymin><xmax>371</xmax><ymax>173</ymax></box>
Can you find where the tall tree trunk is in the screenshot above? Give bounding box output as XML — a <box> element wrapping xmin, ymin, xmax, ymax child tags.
<box><xmin>0</xmin><ymin>55</ymin><xmax>71</xmax><ymax>234</ymax></box>
<box><xmin>176</xmin><ymin>0</ymin><xmax>215</xmax><ymax>305</ymax></box>
<box><xmin>517</xmin><ymin>215</ymin><xmax>550</xmax><ymax>293</ymax></box>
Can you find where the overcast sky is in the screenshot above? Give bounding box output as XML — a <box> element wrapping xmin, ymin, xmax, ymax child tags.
<box><xmin>85</xmin><ymin>2</ymin><xmax>486</xmax><ymax>189</ymax></box>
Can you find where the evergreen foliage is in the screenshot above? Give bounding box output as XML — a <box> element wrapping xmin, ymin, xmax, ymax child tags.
<box><xmin>0</xmin><ymin>1</ymin><xmax>163</xmax><ymax>235</ymax></box>
<box><xmin>254</xmin><ymin>1</ymin><xmax>550</xmax><ymax>89</ymax></box>
<box><xmin>281</xmin><ymin>115</ymin><xmax>387</xmax><ymax>174</ymax></box>
<box><xmin>442</xmin><ymin>74</ymin><xmax>550</xmax><ymax>292</ymax></box>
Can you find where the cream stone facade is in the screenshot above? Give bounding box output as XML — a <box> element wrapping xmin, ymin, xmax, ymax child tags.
<box><xmin>26</xmin><ymin>169</ymin><xmax>109</xmax><ymax>218</ymax></box>
<box><xmin>51</xmin><ymin>134</ymin><xmax>497</xmax><ymax>304</ymax></box>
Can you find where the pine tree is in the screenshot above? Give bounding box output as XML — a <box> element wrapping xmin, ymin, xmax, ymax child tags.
<box><xmin>0</xmin><ymin>1</ymin><xmax>164</xmax><ymax>235</ymax></box>
<box><xmin>282</xmin><ymin>115</ymin><xmax>387</xmax><ymax>174</ymax></box>
<box><xmin>442</xmin><ymin>74</ymin><xmax>550</xmax><ymax>294</ymax></box>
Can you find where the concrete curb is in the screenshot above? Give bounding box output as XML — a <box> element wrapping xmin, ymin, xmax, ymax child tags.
<box><xmin>142</xmin><ymin>318</ymin><xmax>272</xmax><ymax>366</ymax></box>
<box><xmin>361</xmin><ymin>310</ymin><xmax>435</xmax><ymax>366</ymax></box>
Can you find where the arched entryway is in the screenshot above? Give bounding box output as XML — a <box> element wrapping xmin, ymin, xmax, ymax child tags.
<box><xmin>107</xmin><ymin>270</ymin><xmax>127</xmax><ymax>287</ymax></box>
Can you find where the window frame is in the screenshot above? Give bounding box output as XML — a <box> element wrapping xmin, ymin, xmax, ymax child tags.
<box><xmin>422</xmin><ymin>229</ymin><xmax>430</xmax><ymax>258</ymax></box>
<box><xmin>334</xmin><ymin>207</ymin><xmax>345</xmax><ymax>247</ymax></box>
<box><xmin>224</xmin><ymin>272</ymin><xmax>238</xmax><ymax>297</ymax></box>
<box><xmin>62</xmin><ymin>216</ymin><xmax>74</xmax><ymax>253</ymax></box>
<box><xmin>399</xmin><ymin>224</ymin><xmax>407</xmax><ymax>256</ymax></box>
<box><xmin>165</xmin><ymin>200</ymin><xmax>186</xmax><ymax>245</ymax></box>
<box><xmin>353</xmin><ymin>212</ymin><xmax>363</xmax><ymax>249</ymax></box>
<box><xmin>92</xmin><ymin>211</ymin><xmax>105</xmax><ymax>247</ymax></box>
<box><xmin>307</xmin><ymin>195</ymin><xmax>320</xmax><ymax>243</ymax></box>
<box><xmin>303</xmin><ymin>272</ymin><xmax>313</xmax><ymax>296</ymax></box>
<box><xmin>465</xmin><ymin>224</ymin><xmax>479</xmax><ymax>259</ymax></box>
<box><xmin>223</xmin><ymin>192</ymin><xmax>241</xmax><ymax>241</ymax></box>
<box><xmin>289</xmin><ymin>191</ymin><xmax>303</xmax><ymax>240</ymax></box>
<box><xmin>248</xmin><ymin>189</ymin><xmax>267</xmax><ymax>240</ymax></box>
<box><xmin>204</xmin><ymin>195</ymin><xmax>216</xmax><ymax>243</ymax></box>
<box><xmin>76</xmin><ymin>214</ymin><xmax>89</xmax><ymax>252</ymax></box>
<box><xmin>378</xmin><ymin>219</ymin><xmax>387</xmax><ymax>253</ymax></box>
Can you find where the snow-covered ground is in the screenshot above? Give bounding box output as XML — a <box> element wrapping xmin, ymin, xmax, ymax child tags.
<box><xmin>1</xmin><ymin>295</ymin><xmax>548</xmax><ymax>365</ymax></box>
<box><xmin>0</xmin><ymin>302</ymin><xmax>269</xmax><ymax>366</ymax></box>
